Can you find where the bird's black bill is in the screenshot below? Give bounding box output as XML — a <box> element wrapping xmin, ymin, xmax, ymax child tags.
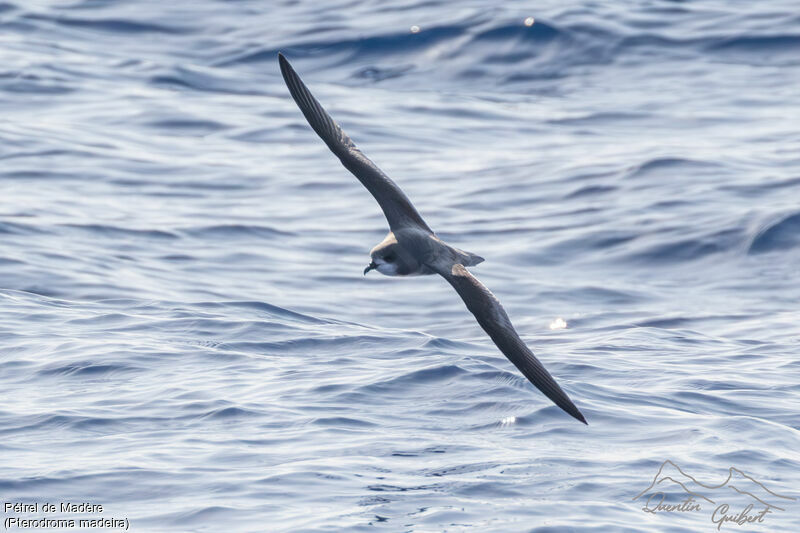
<box><xmin>363</xmin><ymin>262</ymin><xmax>377</xmax><ymax>275</ymax></box>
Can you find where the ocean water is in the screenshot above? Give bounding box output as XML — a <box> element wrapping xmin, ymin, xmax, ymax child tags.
<box><xmin>1</xmin><ymin>0</ymin><xmax>799</xmax><ymax>531</ymax></box>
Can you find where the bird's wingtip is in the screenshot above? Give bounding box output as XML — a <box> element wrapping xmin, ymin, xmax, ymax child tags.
<box><xmin>559</xmin><ymin>396</ymin><xmax>587</xmax><ymax>425</ymax></box>
<box><xmin>278</xmin><ymin>53</ymin><xmax>294</xmax><ymax>84</ymax></box>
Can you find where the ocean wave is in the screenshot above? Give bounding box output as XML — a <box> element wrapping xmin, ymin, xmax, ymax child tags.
<box><xmin>748</xmin><ymin>212</ymin><xmax>800</xmax><ymax>254</ymax></box>
<box><xmin>22</xmin><ymin>12</ymin><xmax>192</xmax><ymax>35</ymax></box>
<box><xmin>180</xmin><ymin>224</ymin><xmax>294</xmax><ymax>239</ymax></box>
<box><xmin>61</xmin><ymin>224</ymin><xmax>180</xmax><ymax>240</ymax></box>
<box><xmin>210</xmin><ymin>15</ymin><xmax>800</xmax><ymax>90</ymax></box>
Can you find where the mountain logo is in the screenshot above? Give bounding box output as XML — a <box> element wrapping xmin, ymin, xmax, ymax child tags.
<box><xmin>633</xmin><ymin>460</ymin><xmax>795</xmax><ymax>530</ymax></box>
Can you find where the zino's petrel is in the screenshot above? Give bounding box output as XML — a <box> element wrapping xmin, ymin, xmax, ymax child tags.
<box><xmin>278</xmin><ymin>53</ymin><xmax>586</xmax><ymax>424</ymax></box>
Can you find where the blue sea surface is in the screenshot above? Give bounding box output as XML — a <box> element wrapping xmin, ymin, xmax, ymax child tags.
<box><xmin>1</xmin><ymin>0</ymin><xmax>799</xmax><ymax>531</ymax></box>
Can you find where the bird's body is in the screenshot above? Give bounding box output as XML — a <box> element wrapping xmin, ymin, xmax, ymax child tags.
<box><xmin>278</xmin><ymin>53</ymin><xmax>587</xmax><ymax>424</ymax></box>
<box><xmin>367</xmin><ymin>230</ymin><xmax>484</xmax><ymax>277</ymax></box>
<box><xmin>368</xmin><ymin>231</ymin><xmax>431</xmax><ymax>276</ymax></box>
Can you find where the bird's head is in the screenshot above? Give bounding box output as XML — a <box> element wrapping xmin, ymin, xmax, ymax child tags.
<box><xmin>364</xmin><ymin>243</ymin><xmax>401</xmax><ymax>276</ymax></box>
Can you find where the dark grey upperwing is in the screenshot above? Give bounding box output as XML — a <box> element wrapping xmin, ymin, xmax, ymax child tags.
<box><xmin>278</xmin><ymin>53</ymin><xmax>432</xmax><ymax>234</ymax></box>
<box><xmin>436</xmin><ymin>263</ymin><xmax>587</xmax><ymax>424</ymax></box>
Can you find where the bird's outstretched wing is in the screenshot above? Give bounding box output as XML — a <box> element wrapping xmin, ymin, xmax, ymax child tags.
<box><xmin>435</xmin><ymin>263</ymin><xmax>587</xmax><ymax>424</ymax></box>
<box><xmin>278</xmin><ymin>53</ymin><xmax>432</xmax><ymax>234</ymax></box>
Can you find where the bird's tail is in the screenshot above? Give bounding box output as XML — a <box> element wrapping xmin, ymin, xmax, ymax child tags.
<box><xmin>462</xmin><ymin>250</ymin><xmax>484</xmax><ymax>266</ymax></box>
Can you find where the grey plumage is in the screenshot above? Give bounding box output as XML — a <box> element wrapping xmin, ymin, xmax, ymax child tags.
<box><xmin>437</xmin><ymin>264</ymin><xmax>586</xmax><ymax>424</ymax></box>
<box><xmin>279</xmin><ymin>53</ymin><xmax>586</xmax><ymax>424</ymax></box>
<box><xmin>278</xmin><ymin>53</ymin><xmax>430</xmax><ymax>234</ymax></box>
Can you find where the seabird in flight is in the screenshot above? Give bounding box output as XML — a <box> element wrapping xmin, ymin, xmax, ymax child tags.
<box><xmin>278</xmin><ymin>53</ymin><xmax>586</xmax><ymax>424</ymax></box>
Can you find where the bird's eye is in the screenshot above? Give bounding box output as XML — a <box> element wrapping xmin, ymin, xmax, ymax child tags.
<box><xmin>383</xmin><ymin>253</ymin><xmax>395</xmax><ymax>262</ymax></box>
